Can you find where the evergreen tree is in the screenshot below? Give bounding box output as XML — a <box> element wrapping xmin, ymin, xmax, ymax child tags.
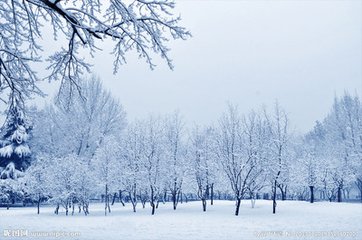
<box><xmin>0</xmin><ymin>106</ymin><xmax>31</xmax><ymax>176</ymax></box>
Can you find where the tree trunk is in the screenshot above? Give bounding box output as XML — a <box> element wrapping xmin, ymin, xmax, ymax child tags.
<box><xmin>251</xmin><ymin>198</ymin><xmax>256</xmax><ymax>208</ymax></box>
<box><xmin>278</xmin><ymin>184</ymin><xmax>287</xmax><ymax>201</ymax></box>
<box><xmin>172</xmin><ymin>191</ymin><xmax>177</xmax><ymax>210</ymax></box>
<box><xmin>163</xmin><ymin>190</ymin><xmax>167</xmax><ymax>204</ymax></box>
<box><xmin>202</xmin><ymin>199</ymin><xmax>207</xmax><ymax>212</ymax></box>
<box><xmin>54</xmin><ymin>204</ymin><xmax>59</xmax><ymax>215</ymax></box>
<box><xmin>107</xmin><ymin>200</ymin><xmax>111</xmax><ymax>213</ymax></box>
<box><xmin>83</xmin><ymin>203</ymin><xmax>89</xmax><ymax>216</ymax></box>
<box><xmin>129</xmin><ymin>191</ymin><xmax>137</xmax><ymax>212</ymax></box>
<box><xmin>210</xmin><ymin>183</ymin><xmax>214</xmax><ymax>205</ymax></box>
<box><xmin>105</xmin><ymin>184</ymin><xmax>108</xmax><ymax>216</ymax></box>
<box><xmin>337</xmin><ymin>187</ymin><xmax>342</xmax><ymax>202</ymax></box>
<box><xmin>37</xmin><ymin>194</ymin><xmax>40</xmax><ymax>214</ymax></box>
<box><xmin>151</xmin><ymin>203</ymin><xmax>155</xmax><ymax>215</ymax></box>
<box><xmin>282</xmin><ymin>191</ymin><xmax>286</xmax><ymax>201</ymax></box>
<box><xmin>65</xmin><ymin>199</ymin><xmax>69</xmax><ymax>216</ymax></box>
<box><xmin>251</xmin><ymin>195</ymin><xmax>256</xmax><ymax>208</ymax></box>
<box><xmin>119</xmin><ymin>190</ymin><xmax>125</xmax><ymax>206</ymax></box>
<box><xmin>309</xmin><ymin>186</ymin><xmax>314</xmax><ymax>203</ymax></box>
<box><xmin>150</xmin><ymin>186</ymin><xmax>156</xmax><ymax>215</ymax></box>
<box><xmin>111</xmin><ymin>192</ymin><xmax>117</xmax><ymax>205</ymax></box>
<box><xmin>72</xmin><ymin>202</ymin><xmax>75</xmax><ymax>215</ymax></box>
<box><xmin>273</xmin><ymin>180</ymin><xmax>277</xmax><ymax>214</ymax></box>
<box><xmin>235</xmin><ymin>198</ymin><xmax>241</xmax><ymax>216</ymax></box>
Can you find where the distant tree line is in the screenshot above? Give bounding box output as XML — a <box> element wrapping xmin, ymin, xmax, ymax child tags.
<box><xmin>0</xmin><ymin>77</ymin><xmax>361</xmax><ymax>216</ymax></box>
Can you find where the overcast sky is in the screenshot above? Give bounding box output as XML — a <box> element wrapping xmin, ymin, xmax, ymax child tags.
<box><xmin>38</xmin><ymin>0</ymin><xmax>362</xmax><ymax>133</ymax></box>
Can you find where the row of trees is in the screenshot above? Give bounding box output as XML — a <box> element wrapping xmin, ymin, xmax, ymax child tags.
<box><xmin>302</xmin><ymin>94</ymin><xmax>362</xmax><ymax>203</ymax></box>
<box><xmin>0</xmin><ymin>77</ymin><xmax>361</xmax><ymax>216</ymax></box>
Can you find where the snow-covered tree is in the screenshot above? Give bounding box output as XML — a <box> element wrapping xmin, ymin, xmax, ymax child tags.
<box><xmin>242</xmin><ymin>111</ymin><xmax>269</xmax><ymax>208</ymax></box>
<box><xmin>264</xmin><ymin>102</ymin><xmax>290</xmax><ymax>214</ymax></box>
<box><xmin>27</xmin><ymin>76</ymin><xmax>126</xmax><ymax>214</ymax></box>
<box><xmin>122</xmin><ymin>121</ymin><xmax>145</xmax><ymax>212</ymax></box>
<box><xmin>0</xmin><ymin>106</ymin><xmax>30</xmax><ymax>208</ymax></box>
<box><xmin>0</xmin><ymin>114</ymin><xmax>29</xmax><ymax>206</ymax></box>
<box><xmin>307</xmin><ymin>93</ymin><xmax>361</xmax><ymax>202</ymax></box>
<box><xmin>293</xmin><ymin>121</ymin><xmax>335</xmax><ymax>203</ymax></box>
<box><xmin>92</xmin><ymin>135</ymin><xmax>122</xmax><ymax>216</ymax></box>
<box><xmin>23</xmin><ymin>155</ymin><xmax>50</xmax><ymax>214</ymax></box>
<box><xmin>35</xmin><ymin>153</ymin><xmax>94</xmax><ymax>216</ymax></box>
<box><xmin>0</xmin><ymin>105</ymin><xmax>31</xmax><ymax>175</ymax></box>
<box><xmin>71</xmin><ymin>159</ymin><xmax>94</xmax><ymax>215</ymax></box>
<box><xmin>141</xmin><ymin>116</ymin><xmax>165</xmax><ymax>215</ymax></box>
<box><xmin>46</xmin><ymin>154</ymin><xmax>77</xmax><ymax>215</ymax></box>
<box><xmin>0</xmin><ymin>176</ymin><xmax>25</xmax><ymax>209</ymax></box>
<box><xmin>31</xmin><ymin>76</ymin><xmax>126</xmax><ymax>158</ymax></box>
<box><xmin>215</xmin><ymin>105</ymin><xmax>262</xmax><ymax>216</ymax></box>
<box><xmin>329</xmin><ymin>93</ymin><xmax>362</xmax><ymax>202</ymax></box>
<box><xmin>0</xmin><ymin>0</ymin><xmax>190</xmax><ymax>111</ymax></box>
<box><xmin>164</xmin><ymin>112</ymin><xmax>187</xmax><ymax>210</ymax></box>
<box><xmin>190</xmin><ymin>125</ymin><xmax>217</xmax><ymax>211</ymax></box>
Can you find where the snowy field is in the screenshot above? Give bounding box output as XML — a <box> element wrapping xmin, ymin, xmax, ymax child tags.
<box><xmin>1</xmin><ymin>200</ymin><xmax>361</xmax><ymax>240</ymax></box>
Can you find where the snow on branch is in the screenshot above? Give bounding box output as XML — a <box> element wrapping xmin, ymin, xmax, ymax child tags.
<box><xmin>0</xmin><ymin>0</ymin><xmax>190</xmax><ymax>110</ymax></box>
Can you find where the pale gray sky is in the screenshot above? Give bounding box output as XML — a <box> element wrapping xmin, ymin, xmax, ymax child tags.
<box><xmin>38</xmin><ymin>0</ymin><xmax>362</xmax><ymax>133</ymax></box>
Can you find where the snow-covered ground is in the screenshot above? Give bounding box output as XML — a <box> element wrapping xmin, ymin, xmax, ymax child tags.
<box><xmin>1</xmin><ymin>200</ymin><xmax>361</xmax><ymax>240</ymax></box>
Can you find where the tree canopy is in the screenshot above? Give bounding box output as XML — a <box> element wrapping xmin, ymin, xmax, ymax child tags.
<box><xmin>0</xmin><ymin>0</ymin><xmax>190</xmax><ymax>110</ymax></box>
